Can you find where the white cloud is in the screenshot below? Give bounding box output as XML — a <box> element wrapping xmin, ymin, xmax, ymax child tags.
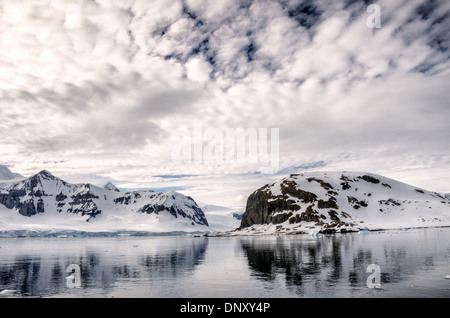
<box><xmin>186</xmin><ymin>56</ymin><xmax>212</xmax><ymax>83</ymax></box>
<box><xmin>1</xmin><ymin>0</ymin><xmax>449</xmax><ymax>208</ymax></box>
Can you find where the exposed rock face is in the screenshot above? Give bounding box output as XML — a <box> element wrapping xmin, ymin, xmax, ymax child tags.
<box><xmin>0</xmin><ymin>189</ymin><xmax>26</xmax><ymax>210</ymax></box>
<box><xmin>240</xmin><ymin>176</ymin><xmax>338</xmax><ymax>229</ymax></box>
<box><xmin>240</xmin><ymin>183</ymin><xmax>312</xmax><ymax>228</ymax></box>
<box><xmin>238</xmin><ymin>171</ymin><xmax>450</xmax><ymax>233</ymax></box>
<box><xmin>104</xmin><ymin>182</ymin><xmax>120</xmax><ymax>192</ymax></box>
<box><xmin>0</xmin><ymin>170</ymin><xmax>102</xmax><ymax>221</ymax></box>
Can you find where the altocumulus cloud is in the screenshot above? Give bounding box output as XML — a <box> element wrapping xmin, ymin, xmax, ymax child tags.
<box><xmin>0</xmin><ymin>0</ymin><xmax>449</xmax><ymax>207</ymax></box>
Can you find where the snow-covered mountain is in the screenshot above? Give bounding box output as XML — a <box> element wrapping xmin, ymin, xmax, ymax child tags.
<box><xmin>0</xmin><ymin>170</ymin><xmax>208</xmax><ymax>234</ymax></box>
<box><xmin>104</xmin><ymin>181</ymin><xmax>120</xmax><ymax>192</ymax></box>
<box><xmin>0</xmin><ymin>165</ymin><xmax>23</xmax><ymax>181</ymax></box>
<box><xmin>200</xmin><ymin>204</ymin><xmax>243</xmax><ymax>232</ymax></box>
<box><xmin>235</xmin><ymin>171</ymin><xmax>450</xmax><ymax>235</ymax></box>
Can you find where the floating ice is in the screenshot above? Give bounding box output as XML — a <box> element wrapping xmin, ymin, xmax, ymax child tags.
<box><xmin>0</xmin><ymin>290</ymin><xmax>17</xmax><ymax>296</ymax></box>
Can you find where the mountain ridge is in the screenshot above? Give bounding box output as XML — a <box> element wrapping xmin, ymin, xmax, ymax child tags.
<box><xmin>0</xmin><ymin>170</ymin><xmax>209</xmax><ymax>233</ymax></box>
<box><xmin>0</xmin><ymin>165</ymin><xmax>23</xmax><ymax>181</ymax></box>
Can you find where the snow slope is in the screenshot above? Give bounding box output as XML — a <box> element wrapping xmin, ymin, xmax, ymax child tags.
<box><xmin>233</xmin><ymin>171</ymin><xmax>450</xmax><ymax>235</ymax></box>
<box><xmin>200</xmin><ymin>205</ymin><xmax>243</xmax><ymax>232</ymax></box>
<box><xmin>0</xmin><ymin>170</ymin><xmax>209</xmax><ymax>235</ymax></box>
<box><xmin>0</xmin><ymin>166</ymin><xmax>24</xmax><ymax>183</ymax></box>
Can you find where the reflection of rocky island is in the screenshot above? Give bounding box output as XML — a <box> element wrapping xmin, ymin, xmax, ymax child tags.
<box><xmin>0</xmin><ymin>237</ymin><xmax>208</xmax><ymax>297</ymax></box>
<box><xmin>239</xmin><ymin>229</ymin><xmax>449</xmax><ymax>297</ymax></box>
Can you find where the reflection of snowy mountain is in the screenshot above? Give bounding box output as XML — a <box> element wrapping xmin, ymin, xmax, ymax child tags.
<box><xmin>237</xmin><ymin>171</ymin><xmax>450</xmax><ymax>234</ymax></box>
<box><xmin>0</xmin><ymin>170</ymin><xmax>208</xmax><ymax>234</ymax></box>
<box><xmin>0</xmin><ymin>237</ymin><xmax>209</xmax><ymax>297</ymax></box>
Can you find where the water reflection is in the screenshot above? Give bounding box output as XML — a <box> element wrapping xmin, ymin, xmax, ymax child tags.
<box><xmin>240</xmin><ymin>229</ymin><xmax>450</xmax><ymax>297</ymax></box>
<box><xmin>0</xmin><ymin>237</ymin><xmax>208</xmax><ymax>297</ymax></box>
<box><xmin>0</xmin><ymin>229</ymin><xmax>449</xmax><ymax>298</ymax></box>
<box><xmin>0</xmin><ymin>257</ymin><xmax>42</xmax><ymax>296</ymax></box>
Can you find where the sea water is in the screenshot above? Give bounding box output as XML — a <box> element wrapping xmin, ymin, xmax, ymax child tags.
<box><xmin>0</xmin><ymin>227</ymin><xmax>449</xmax><ymax>298</ymax></box>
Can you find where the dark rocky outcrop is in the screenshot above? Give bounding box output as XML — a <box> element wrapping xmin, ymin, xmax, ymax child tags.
<box><xmin>56</xmin><ymin>192</ymin><xmax>67</xmax><ymax>202</ymax></box>
<box><xmin>379</xmin><ymin>198</ymin><xmax>401</xmax><ymax>206</ymax></box>
<box><xmin>114</xmin><ymin>192</ymin><xmax>142</xmax><ymax>205</ymax></box>
<box><xmin>18</xmin><ymin>200</ymin><xmax>37</xmax><ymax>217</ymax></box>
<box><xmin>240</xmin><ymin>180</ymin><xmax>312</xmax><ymax>228</ymax></box>
<box><xmin>240</xmin><ymin>176</ymin><xmax>336</xmax><ymax>229</ymax></box>
<box><xmin>359</xmin><ymin>175</ymin><xmax>380</xmax><ymax>184</ymax></box>
<box><xmin>307</xmin><ymin>177</ymin><xmax>334</xmax><ymax>190</ymax></box>
<box><xmin>347</xmin><ymin>196</ymin><xmax>368</xmax><ymax>209</ymax></box>
<box><xmin>0</xmin><ymin>189</ymin><xmax>26</xmax><ymax>210</ymax></box>
<box><xmin>317</xmin><ymin>197</ymin><xmax>339</xmax><ymax>209</ymax></box>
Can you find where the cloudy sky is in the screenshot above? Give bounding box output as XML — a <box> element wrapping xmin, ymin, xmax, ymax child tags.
<box><xmin>1</xmin><ymin>0</ymin><xmax>449</xmax><ymax>208</ymax></box>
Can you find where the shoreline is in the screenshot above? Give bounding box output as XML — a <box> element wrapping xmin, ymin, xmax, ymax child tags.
<box><xmin>203</xmin><ymin>224</ymin><xmax>450</xmax><ymax>237</ymax></box>
<box><xmin>1</xmin><ymin>224</ymin><xmax>450</xmax><ymax>239</ymax></box>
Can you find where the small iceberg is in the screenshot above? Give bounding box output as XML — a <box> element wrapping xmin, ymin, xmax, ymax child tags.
<box><xmin>358</xmin><ymin>229</ymin><xmax>371</xmax><ymax>235</ymax></box>
<box><xmin>444</xmin><ymin>275</ymin><xmax>450</xmax><ymax>279</ymax></box>
<box><xmin>0</xmin><ymin>290</ymin><xmax>17</xmax><ymax>296</ymax></box>
<box><xmin>309</xmin><ymin>231</ymin><xmax>320</xmax><ymax>237</ymax></box>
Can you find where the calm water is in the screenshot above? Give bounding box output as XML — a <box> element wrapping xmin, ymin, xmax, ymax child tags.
<box><xmin>0</xmin><ymin>228</ymin><xmax>449</xmax><ymax>298</ymax></box>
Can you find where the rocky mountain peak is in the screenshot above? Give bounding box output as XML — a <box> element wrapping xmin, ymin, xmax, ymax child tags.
<box><xmin>15</xmin><ymin>170</ymin><xmax>66</xmax><ymax>192</ymax></box>
<box><xmin>36</xmin><ymin>170</ymin><xmax>54</xmax><ymax>178</ymax></box>
<box><xmin>104</xmin><ymin>181</ymin><xmax>120</xmax><ymax>192</ymax></box>
<box><xmin>29</xmin><ymin>170</ymin><xmax>63</xmax><ymax>182</ymax></box>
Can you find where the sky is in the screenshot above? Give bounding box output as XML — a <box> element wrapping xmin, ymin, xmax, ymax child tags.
<box><xmin>1</xmin><ymin>0</ymin><xmax>449</xmax><ymax>209</ymax></box>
